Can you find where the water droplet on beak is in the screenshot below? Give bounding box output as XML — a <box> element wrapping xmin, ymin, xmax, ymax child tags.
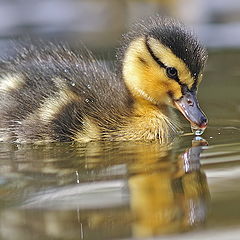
<box><xmin>191</xmin><ymin>125</ymin><xmax>206</xmax><ymax>136</ymax></box>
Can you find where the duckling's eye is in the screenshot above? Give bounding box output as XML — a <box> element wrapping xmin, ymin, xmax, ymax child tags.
<box><xmin>166</xmin><ymin>67</ymin><xmax>178</xmax><ymax>79</ymax></box>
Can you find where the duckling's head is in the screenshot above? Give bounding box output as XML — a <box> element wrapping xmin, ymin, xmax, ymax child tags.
<box><xmin>118</xmin><ymin>16</ymin><xmax>208</xmax><ymax>131</ymax></box>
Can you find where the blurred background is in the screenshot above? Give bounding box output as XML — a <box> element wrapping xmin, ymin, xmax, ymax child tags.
<box><xmin>0</xmin><ymin>0</ymin><xmax>240</xmax><ymax>51</ymax></box>
<box><xmin>0</xmin><ymin>2</ymin><xmax>240</xmax><ymax>240</ymax></box>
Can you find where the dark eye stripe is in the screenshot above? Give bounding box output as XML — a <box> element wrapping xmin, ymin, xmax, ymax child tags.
<box><xmin>145</xmin><ymin>36</ymin><xmax>183</xmax><ymax>85</ymax></box>
<box><xmin>145</xmin><ymin>36</ymin><xmax>166</xmax><ymax>69</ymax></box>
<box><xmin>144</xmin><ymin>36</ymin><xmax>197</xmax><ymax>94</ymax></box>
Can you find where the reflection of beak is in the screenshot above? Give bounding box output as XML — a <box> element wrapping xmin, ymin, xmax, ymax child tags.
<box><xmin>174</xmin><ymin>91</ymin><xmax>208</xmax><ymax>130</ymax></box>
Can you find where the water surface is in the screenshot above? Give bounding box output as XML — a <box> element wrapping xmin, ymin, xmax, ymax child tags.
<box><xmin>0</xmin><ymin>50</ymin><xmax>240</xmax><ymax>240</ymax></box>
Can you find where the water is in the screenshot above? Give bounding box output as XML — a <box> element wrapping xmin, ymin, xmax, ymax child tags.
<box><xmin>0</xmin><ymin>50</ymin><xmax>240</xmax><ymax>240</ymax></box>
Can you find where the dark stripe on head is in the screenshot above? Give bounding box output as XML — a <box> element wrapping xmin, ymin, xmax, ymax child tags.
<box><xmin>116</xmin><ymin>16</ymin><xmax>207</xmax><ymax>83</ymax></box>
<box><xmin>145</xmin><ymin>36</ymin><xmax>166</xmax><ymax>69</ymax></box>
<box><xmin>145</xmin><ymin>36</ymin><xmax>186</xmax><ymax>88</ymax></box>
<box><xmin>147</xmin><ymin>18</ymin><xmax>207</xmax><ymax>79</ymax></box>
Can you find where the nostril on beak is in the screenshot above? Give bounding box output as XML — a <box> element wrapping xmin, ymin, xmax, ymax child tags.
<box><xmin>187</xmin><ymin>99</ymin><xmax>193</xmax><ymax>106</ymax></box>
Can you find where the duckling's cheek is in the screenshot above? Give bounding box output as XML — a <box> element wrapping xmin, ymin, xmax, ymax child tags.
<box><xmin>166</xmin><ymin>82</ymin><xmax>182</xmax><ymax>100</ymax></box>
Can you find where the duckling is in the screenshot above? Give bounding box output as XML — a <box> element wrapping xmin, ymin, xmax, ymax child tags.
<box><xmin>0</xmin><ymin>16</ymin><xmax>208</xmax><ymax>143</ymax></box>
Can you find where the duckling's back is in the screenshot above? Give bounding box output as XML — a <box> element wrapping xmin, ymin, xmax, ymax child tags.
<box><xmin>0</xmin><ymin>43</ymin><xmax>132</xmax><ymax>143</ymax></box>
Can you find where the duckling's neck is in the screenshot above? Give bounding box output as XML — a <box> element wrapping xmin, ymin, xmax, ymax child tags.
<box><xmin>133</xmin><ymin>97</ymin><xmax>168</xmax><ymax>116</ymax></box>
<box><xmin>119</xmin><ymin>97</ymin><xmax>180</xmax><ymax>142</ymax></box>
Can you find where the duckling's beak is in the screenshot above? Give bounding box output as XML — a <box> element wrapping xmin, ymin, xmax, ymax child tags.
<box><xmin>174</xmin><ymin>91</ymin><xmax>208</xmax><ymax>130</ymax></box>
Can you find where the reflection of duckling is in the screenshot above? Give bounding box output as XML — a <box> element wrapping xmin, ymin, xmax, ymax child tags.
<box><xmin>129</xmin><ymin>138</ymin><xmax>210</xmax><ymax>237</ymax></box>
<box><xmin>0</xmin><ymin>16</ymin><xmax>208</xmax><ymax>143</ymax></box>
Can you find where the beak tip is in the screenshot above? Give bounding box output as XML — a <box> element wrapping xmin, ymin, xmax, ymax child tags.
<box><xmin>174</xmin><ymin>91</ymin><xmax>208</xmax><ymax>133</ymax></box>
<box><xmin>199</xmin><ymin>116</ymin><xmax>208</xmax><ymax>128</ymax></box>
<box><xmin>190</xmin><ymin>114</ymin><xmax>208</xmax><ymax>130</ymax></box>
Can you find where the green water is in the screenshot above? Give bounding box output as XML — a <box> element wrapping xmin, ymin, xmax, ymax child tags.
<box><xmin>0</xmin><ymin>50</ymin><xmax>240</xmax><ymax>240</ymax></box>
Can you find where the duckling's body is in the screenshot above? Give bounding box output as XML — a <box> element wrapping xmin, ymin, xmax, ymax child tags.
<box><xmin>0</xmin><ymin>16</ymin><xmax>208</xmax><ymax>143</ymax></box>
